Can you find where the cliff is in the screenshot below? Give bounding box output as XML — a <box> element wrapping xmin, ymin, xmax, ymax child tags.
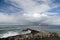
<box><xmin>0</xmin><ymin>28</ymin><xmax>60</xmax><ymax>40</ymax></box>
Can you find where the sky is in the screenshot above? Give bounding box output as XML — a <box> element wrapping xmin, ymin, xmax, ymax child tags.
<box><xmin>0</xmin><ymin>0</ymin><xmax>60</xmax><ymax>25</ymax></box>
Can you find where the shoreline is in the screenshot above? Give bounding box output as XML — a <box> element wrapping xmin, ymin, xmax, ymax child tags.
<box><xmin>0</xmin><ymin>28</ymin><xmax>60</xmax><ymax>40</ymax></box>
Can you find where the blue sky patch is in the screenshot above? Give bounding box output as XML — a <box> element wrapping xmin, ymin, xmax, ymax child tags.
<box><xmin>53</xmin><ymin>0</ymin><xmax>60</xmax><ymax>4</ymax></box>
<box><xmin>49</xmin><ymin>7</ymin><xmax>60</xmax><ymax>16</ymax></box>
<box><xmin>0</xmin><ymin>0</ymin><xmax>22</xmax><ymax>14</ymax></box>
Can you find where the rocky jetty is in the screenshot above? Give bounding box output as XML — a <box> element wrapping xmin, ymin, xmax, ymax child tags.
<box><xmin>0</xmin><ymin>28</ymin><xmax>60</xmax><ymax>40</ymax></box>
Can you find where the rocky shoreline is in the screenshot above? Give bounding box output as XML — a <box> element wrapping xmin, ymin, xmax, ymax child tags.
<box><xmin>0</xmin><ymin>28</ymin><xmax>60</xmax><ymax>40</ymax></box>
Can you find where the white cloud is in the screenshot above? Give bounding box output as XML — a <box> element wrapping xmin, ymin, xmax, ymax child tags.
<box><xmin>44</xmin><ymin>16</ymin><xmax>60</xmax><ymax>25</ymax></box>
<box><xmin>0</xmin><ymin>0</ymin><xmax>60</xmax><ymax>25</ymax></box>
<box><xmin>0</xmin><ymin>12</ymin><xmax>16</xmax><ymax>23</ymax></box>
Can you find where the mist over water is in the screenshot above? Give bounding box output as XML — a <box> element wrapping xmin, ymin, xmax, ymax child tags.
<box><xmin>0</xmin><ymin>25</ymin><xmax>60</xmax><ymax>38</ymax></box>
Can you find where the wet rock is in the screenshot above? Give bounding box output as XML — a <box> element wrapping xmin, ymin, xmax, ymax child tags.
<box><xmin>22</xmin><ymin>28</ymin><xmax>39</xmax><ymax>34</ymax></box>
<box><xmin>0</xmin><ymin>28</ymin><xmax>60</xmax><ymax>40</ymax></box>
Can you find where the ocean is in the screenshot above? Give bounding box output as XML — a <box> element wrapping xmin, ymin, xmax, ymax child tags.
<box><xmin>0</xmin><ymin>25</ymin><xmax>60</xmax><ymax>38</ymax></box>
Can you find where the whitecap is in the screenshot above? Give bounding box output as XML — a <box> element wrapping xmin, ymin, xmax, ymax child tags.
<box><xmin>21</xmin><ymin>30</ymin><xmax>31</xmax><ymax>34</ymax></box>
<box><xmin>1</xmin><ymin>31</ymin><xmax>19</xmax><ymax>38</ymax></box>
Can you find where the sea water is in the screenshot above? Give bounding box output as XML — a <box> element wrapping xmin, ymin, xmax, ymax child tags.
<box><xmin>0</xmin><ymin>25</ymin><xmax>60</xmax><ymax>38</ymax></box>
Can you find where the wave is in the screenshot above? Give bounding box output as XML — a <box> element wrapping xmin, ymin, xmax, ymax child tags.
<box><xmin>0</xmin><ymin>30</ymin><xmax>31</xmax><ymax>38</ymax></box>
<box><xmin>0</xmin><ymin>28</ymin><xmax>21</xmax><ymax>30</ymax></box>
<box><xmin>21</xmin><ymin>30</ymin><xmax>31</xmax><ymax>34</ymax></box>
<box><xmin>0</xmin><ymin>31</ymin><xmax>19</xmax><ymax>38</ymax></box>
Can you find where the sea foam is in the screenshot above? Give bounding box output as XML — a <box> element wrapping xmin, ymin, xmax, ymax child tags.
<box><xmin>0</xmin><ymin>31</ymin><xmax>19</xmax><ymax>38</ymax></box>
<box><xmin>21</xmin><ymin>30</ymin><xmax>31</xmax><ymax>34</ymax></box>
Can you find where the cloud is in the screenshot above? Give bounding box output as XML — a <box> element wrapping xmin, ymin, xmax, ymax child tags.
<box><xmin>0</xmin><ymin>0</ymin><xmax>22</xmax><ymax>14</ymax></box>
<box><xmin>0</xmin><ymin>12</ymin><xmax>16</xmax><ymax>23</ymax></box>
<box><xmin>44</xmin><ymin>16</ymin><xmax>60</xmax><ymax>25</ymax></box>
<box><xmin>0</xmin><ymin>0</ymin><xmax>60</xmax><ymax>25</ymax></box>
<box><xmin>9</xmin><ymin>0</ymin><xmax>51</xmax><ymax>24</ymax></box>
